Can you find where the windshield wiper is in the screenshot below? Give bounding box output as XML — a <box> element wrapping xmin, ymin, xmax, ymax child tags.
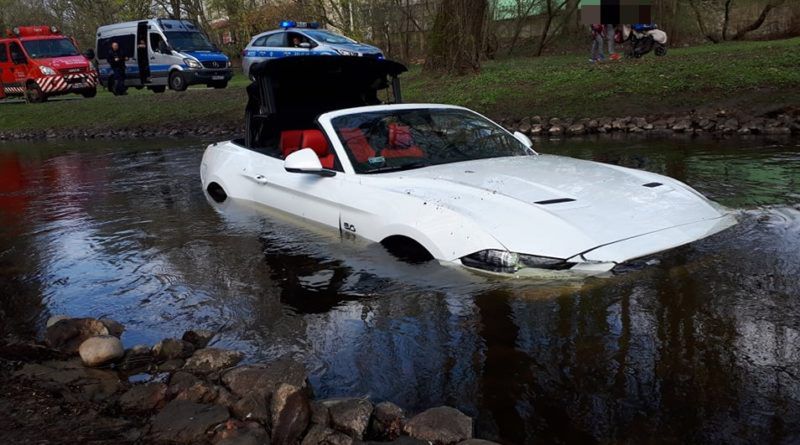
<box><xmin>363</xmin><ymin>161</ymin><xmax>430</xmax><ymax>174</ymax></box>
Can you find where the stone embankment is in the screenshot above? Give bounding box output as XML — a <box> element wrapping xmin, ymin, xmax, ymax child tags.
<box><xmin>499</xmin><ymin>109</ymin><xmax>800</xmax><ymax>137</ymax></box>
<box><xmin>0</xmin><ymin>316</ymin><xmax>492</xmax><ymax>445</ymax></box>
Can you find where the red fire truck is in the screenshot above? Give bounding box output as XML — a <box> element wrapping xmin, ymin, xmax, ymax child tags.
<box><xmin>0</xmin><ymin>26</ymin><xmax>97</xmax><ymax>102</ymax></box>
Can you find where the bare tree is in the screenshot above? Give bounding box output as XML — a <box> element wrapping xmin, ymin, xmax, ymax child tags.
<box><xmin>424</xmin><ymin>0</ymin><xmax>489</xmax><ymax>74</ymax></box>
<box><xmin>689</xmin><ymin>0</ymin><xmax>786</xmax><ymax>43</ymax></box>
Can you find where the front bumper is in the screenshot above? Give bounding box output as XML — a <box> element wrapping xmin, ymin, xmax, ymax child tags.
<box><xmin>183</xmin><ymin>68</ymin><xmax>233</xmax><ymax>84</ymax></box>
<box><xmin>38</xmin><ymin>73</ymin><xmax>98</xmax><ymax>94</ymax></box>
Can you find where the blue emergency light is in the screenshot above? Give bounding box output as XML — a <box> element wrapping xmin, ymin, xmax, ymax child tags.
<box><xmin>279</xmin><ymin>20</ymin><xmax>320</xmax><ymax>29</ymax></box>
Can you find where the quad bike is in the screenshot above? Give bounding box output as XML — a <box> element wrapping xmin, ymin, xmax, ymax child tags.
<box><xmin>622</xmin><ymin>24</ymin><xmax>668</xmax><ymax>58</ymax></box>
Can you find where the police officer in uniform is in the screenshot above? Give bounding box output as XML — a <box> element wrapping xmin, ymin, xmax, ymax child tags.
<box><xmin>107</xmin><ymin>41</ymin><xmax>128</xmax><ymax>95</ymax></box>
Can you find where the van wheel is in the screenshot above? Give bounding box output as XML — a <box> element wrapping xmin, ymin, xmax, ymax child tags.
<box><xmin>81</xmin><ymin>88</ymin><xmax>97</xmax><ymax>98</ymax></box>
<box><xmin>150</xmin><ymin>86</ymin><xmax>166</xmax><ymax>93</ymax></box>
<box><xmin>25</xmin><ymin>83</ymin><xmax>47</xmax><ymax>103</ymax></box>
<box><xmin>169</xmin><ymin>71</ymin><xmax>187</xmax><ymax>92</ymax></box>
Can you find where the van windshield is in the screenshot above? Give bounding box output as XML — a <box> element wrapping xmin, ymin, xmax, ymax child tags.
<box><xmin>164</xmin><ymin>31</ymin><xmax>215</xmax><ymax>51</ymax></box>
<box><xmin>22</xmin><ymin>38</ymin><xmax>79</xmax><ymax>59</ymax></box>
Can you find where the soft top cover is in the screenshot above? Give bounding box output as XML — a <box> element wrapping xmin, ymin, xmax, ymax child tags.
<box><xmin>246</xmin><ymin>56</ymin><xmax>407</xmax><ymax>118</ymax></box>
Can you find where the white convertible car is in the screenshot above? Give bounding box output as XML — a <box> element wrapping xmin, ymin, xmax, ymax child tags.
<box><xmin>201</xmin><ymin>57</ymin><xmax>736</xmax><ymax>275</ymax></box>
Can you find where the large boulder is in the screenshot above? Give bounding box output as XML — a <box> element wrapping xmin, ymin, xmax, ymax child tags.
<box><xmin>182</xmin><ymin>329</ymin><xmax>215</xmax><ymax>349</ymax></box>
<box><xmin>184</xmin><ymin>348</ymin><xmax>244</xmax><ymax>374</ymax></box>
<box><xmin>369</xmin><ymin>401</ymin><xmax>405</xmax><ymax>441</ymax></box>
<box><xmin>99</xmin><ymin>318</ymin><xmax>125</xmax><ymax>337</ymax></box>
<box><xmin>232</xmin><ymin>393</ymin><xmax>270</xmax><ymax>425</ymax></box>
<box><xmin>78</xmin><ymin>335</ymin><xmax>124</xmax><ymax>367</ymax></box>
<box><xmin>270</xmin><ymin>383</ymin><xmax>310</xmax><ymax>445</ymax></box>
<box><xmin>403</xmin><ymin>406</ymin><xmax>473</xmax><ymax>445</ymax></box>
<box><xmin>45</xmin><ymin>318</ymin><xmax>109</xmax><ymax>353</ymax></box>
<box><xmin>150</xmin><ymin>400</ymin><xmax>229</xmax><ymax>444</ymax></box>
<box><xmin>14</xmin><ymin>359</ymin><xmax>121</xmax><ymax>402</ymax></box>
<box><xmin>153</xmin><ymin>338</ymin><xmax>195</xmax><ymax>362</ymax></box>
<box><xmin>301</xmin><ymin>425</ymin><xmax>353</xmax><ymax>445</ymax></box>
<box><xmin>175</xmin><ymin>381</ymin><xmax>220</xmax><ymax>404</ymax></box>
<box><xmin>119</xmin><ymin>382</ymin><xmax>168</xmax><ymax>412</ymax></box>
<box><xmin>327</xmin><ymin>398</ymin><xmax>373</xmax><ymax>439</ymax></box>
<box><xmin>222</xmin><ymin>359</ymin><xmax>309</xmax><ymax>400</ymax></box>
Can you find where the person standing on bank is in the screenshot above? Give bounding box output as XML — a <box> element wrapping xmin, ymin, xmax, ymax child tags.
<box><xmin>107</xmin><ymin>41</ymin><xmax>128</xmax><ymax>95</ymax></box>
<box><xmin>589</xmin><ymin>24</ymin><xmax>605</xmax><ymax>63</ymax></box>
<box><xmin>137</xmin><ymin>39</ymin><xmax>150</xmax><ymax>84</ymax></box>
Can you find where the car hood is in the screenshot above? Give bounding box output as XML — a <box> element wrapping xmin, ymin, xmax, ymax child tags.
<box><xmin>329</xmin><ymin>42</ymin><xmax>381</xmax><ymax>53</ymax></box>
<box><xmin>181</xmin><ymin>50</ymin><xmax>229</xmax><ymax>62</ymax></box>
<box><xmin>364</xmin><ymin>155</ymin><xmax>731</xmax><ymax>261</ymax></box>
<box><xmin>35</xmin><ymin>55</ymin><xmax>90</xmax><ymax>70</ymax></box>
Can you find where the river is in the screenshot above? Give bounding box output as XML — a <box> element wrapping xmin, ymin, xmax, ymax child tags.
<box><xmin>1</xmin><ymin>136</ymin><xmax>799</xmax><ymax>444</ymax></box>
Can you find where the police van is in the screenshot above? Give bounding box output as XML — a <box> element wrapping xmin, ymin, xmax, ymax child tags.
<box><xmin>0</xmin><ymin>26</ymin><xmax>97</xmax><ymax>102</ymax></box>
<box><xmin>95</xmin><ymin>19</ymin><xmax>232</xmax><ymax>93</ymax></box>
<box><xmin>242</xmin><ymin>21</ymin><xmax>383</xmax><ymax>79</ymax></box>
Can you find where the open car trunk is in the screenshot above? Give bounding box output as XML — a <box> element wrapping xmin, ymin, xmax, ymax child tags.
<box><xmin>245</xmin><ymin>56</ymin><xmax>408</xmax><ymax>149</ymax></box>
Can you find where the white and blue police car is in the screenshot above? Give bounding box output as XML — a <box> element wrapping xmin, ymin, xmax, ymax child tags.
<box><xmin>241</xmin><ymin>21</ymin><xmax>383</xmax><ymax>79</ymax></box>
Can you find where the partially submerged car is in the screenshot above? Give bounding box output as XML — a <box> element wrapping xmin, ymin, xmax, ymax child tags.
<box><xmin>200</xmin><ymin>56</ymin><xmax>736</xmax><ymax>275</ymax></box>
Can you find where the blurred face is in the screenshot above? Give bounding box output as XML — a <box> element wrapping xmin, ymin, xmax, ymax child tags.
<box><xmin>293</xmin><ymin>37</ymin><xmax>300</xmax><ymax>45</ymax></box>
<box><xmin>111</xmin><ymin>42</ymin><xmax>119</xmax><ymax>51</ymax></box>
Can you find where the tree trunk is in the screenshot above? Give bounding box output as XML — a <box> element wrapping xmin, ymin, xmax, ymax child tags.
<box><xmin>722</xmin><ymin>0</ymin><xmax>733</xmax><ymax>40</ymax></box>
<box><xmin>424</xmin><ymin>0</ymin><xmax>488</xmax><ymax>74</ymax></box>
<box><xmin>732</xmin><ymin>2</ymin><xmax>781</xmax><ymax>40</ymax></box>
<box><xmin>688</xmin><ymin>0</ymin><xmax>720</xmax><ymax>43</ymax></box>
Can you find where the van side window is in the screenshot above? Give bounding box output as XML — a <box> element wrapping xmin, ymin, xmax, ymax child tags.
<box><xmin>97</xmin><ymin>35</ymin><xmax>135</xmax><ymax>60</ymax></box>
<box><xmin>264</xmin><ymin>33</ymin><xmax>285</xmax><ymax>47</ymax></box>
<box><xmin>9</xmin><ymin>42</ymin><xmax>25</xmax><ymax>63</ymax></box>
<box><xmin>0</xmin><ymin>43</ymin><xmax>7</xmax><ymax>62</ymax></box>
<box><xmin>150</xmin><ymin>33</ymin><xmax>165</xmax><ymax>52</ymax></box>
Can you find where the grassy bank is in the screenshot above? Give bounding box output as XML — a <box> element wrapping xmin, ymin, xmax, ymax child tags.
<box><xmin>1</xmin><ymin>37</ymin><xmax>798</xmax><ymax>134</ymax></box>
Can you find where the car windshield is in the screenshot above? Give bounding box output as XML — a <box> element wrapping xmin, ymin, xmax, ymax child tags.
<box><xmin>303</xmin><ymin>30</ymin><xmax>354</xmax><ymax>44</ymax></box>
<box><xmin>21</xmin><ymin>38</ymin><xmax>79</xmax><ymax>59</ymax></box>
<box><xmin>164</xmin><ymin>31</ymin><xmax>215</xmax><ymax>51</ymax></box>
<box><xmin>332</xmin><ymin>108</ymin><xmax>533</xmax><ymax>174</ymax></box>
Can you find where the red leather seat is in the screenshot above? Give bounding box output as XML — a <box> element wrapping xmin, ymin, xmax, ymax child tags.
<box><xmin>300</xmin><ymin>129</ymin><xmax>335</xmax><ymax>169</ymax></box>
<box><xmin>339</xmin><ymin>128</ymin><xmax>376</xmax><ymax>163</ymax></box>
<box><xmin>280</xmin><ymin>130</ymin><xmax>304</xmax><ymax>158</ymax></box>
<box><xmin>383</xmin><ymin>123</ymin><xmax>425</xmax><ymax>158</ymax></box>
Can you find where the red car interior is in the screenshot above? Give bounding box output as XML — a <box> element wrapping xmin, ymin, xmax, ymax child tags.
<box><xmin>383</xmin><ymin>123</ymin><xmax>426</xmax><ymax>158</ymax></box>
<box><xmin>280</xmin><ymin>129</ymin><xmax>335</xmax><ymax>169</ymax></box>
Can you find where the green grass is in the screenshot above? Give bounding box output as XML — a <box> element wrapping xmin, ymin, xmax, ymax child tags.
<box><xmin>2</xmin><ymin>38</ymin><xmax>799</xmax><ymax>133</ymax></box>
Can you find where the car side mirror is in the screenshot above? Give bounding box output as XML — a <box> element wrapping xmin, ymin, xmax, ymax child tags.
<box><xmin>299</xmin><ymin>42</ymin><xmax>311</xmax><ymax>49</ymax></box>
<box><xmin>285</xmin><ymin>148</ymin><xmax>335</xmax><ymax>177</ymax></box>
<box><xmin>513</xmin><ymin>131</ymin><xmax>534</xmax><ymax>149</ymax></box>
<box><xmin>84</xmin><ymin>49</ymin><xmax>95</xmax><ymax>60</ymax></box>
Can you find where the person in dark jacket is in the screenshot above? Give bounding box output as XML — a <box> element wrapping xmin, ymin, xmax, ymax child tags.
<box><xmin>107</xmin><ymin>41</ymin><xmax>128</xmax><ymax>95</ymax></box>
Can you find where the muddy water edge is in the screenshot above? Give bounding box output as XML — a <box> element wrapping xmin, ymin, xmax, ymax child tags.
<box><xmin>1</xmin><ymin>135</ymin><xmax>799</xmax><ymax>444</ymax></box>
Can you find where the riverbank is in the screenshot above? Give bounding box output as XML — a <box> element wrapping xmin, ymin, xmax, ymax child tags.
<box><xmin>1</xmin><ymin>38</ymin><xmax>798</xmax><ymax>141</ymax></box>
<box><xmin>0</xmin><ymin>316</ymin><xmax>490</xmax><ymax>445</ymax></box>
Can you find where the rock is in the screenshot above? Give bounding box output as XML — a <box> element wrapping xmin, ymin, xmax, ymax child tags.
<box><xmin>301</xmin><ymin>425</ymin><xmax>353</xmax><ymax>445</ymax></box>
<box><xmin>723</xmin><ymin>118</ymin><xmax>740</xmax><ymax>131</ymax></box>
<box><xmin>566</xmin><ymin>124</ymin><xmax>585</xmax><ymax>135</ymax></box>
<box><xmin>184</xmin><ymin>348</ymin><xmax>244</xmax><ymax>373</ymax></box>
<box><xmin>764</xmin><ymin>126</ymin><xmax>791</xmax><ymax>135</ymax></box>
<box><xmin>45</xmin><ymin>318</ymin><xmax>109</xmax><ymax>353</ymax></box>
<box><xmin>369</xmin><ymin>401</ymin><xmax>405</xmax><ymax>441</ymax></box>
<box><xmin>214</xmin><ymin>425</ymin><xmax>270</xmax><ymax>445</ymax></box>
<box><xmin>548</xmin><ymin>117</ymin><xmax>561</xmax><ymax>126</ymax></box>
<box><xmin>176</xmin><ymin>381</ymin><xmax>220</xmax><ymax>404</ymax></box>
<box><xmin>222</xmin><ymin>359</ymin><xmax>309</xmax><ymax>399</ymax></box>
<box><xmin>99</xmin><ymin>318</ymin><xmax>125</xmax><ymax>338</ymax></box>
<box><xmin>548</xmin><ymin>126</ymin><xmax>563</xmax><ymax>135</ymax></box>
<box><xmin>271</xmin><ymin>383</ymin><xmax>311</xmax><ymax>445</ymax></box>
<box><xmin>215</xmin><ymin>387</ymin><xmax>239</xmax><ymax>410</ymax></box>
<box><xmin>78</xmin><ymin>335</ymin><xmax>124</xmax><ymax>367</ymax></box>
<box><xmin>643</xmin><ymin>124</ymin><xmax>654</xmax><ymax>130</ymax></box>
<box><xmin>457</xmin><ymin>440</ymin><xmax>501</xmax><ymax>445</ymax></box>
<box><xmin>182</xmin><ymin>329</ymin><xmax>215</xmax><ymax>349</ymax></box>
<box><xmin>153</xmin><ymin>338</ymin><xmax>195</xmax><ymax>362</ymax></box>
<box><xmin>362</xmin><ymin>437</ymin><xmax>428</xmax><ymax>445</ymax></box>
<box><xmin>46</xmin><ymin>314</ymin><xmax>70</xmax><ymax>328</ymax></box>
<box><xmin>326</xmin><ymin>398</ymin><xmax>373</xmax><ymax>439</ymax></box>
<box><xmin>119</xmin><ymin>382</ymin><xmax>167</xmax><ymax>412</ymax></box>
<box><xmin>403</xmin><ymin>406</ymin><xmax>473</xmax><ymax>445</ymax></box>
<box><xmin>311</xmin><ymin>400</ymin><xmax>331</xmax><ymax>426</ymax></box>
<box><xmin>530</xmin><ymin>115</ymin><xmax>542</xmax><ymax>124</ymax></box>
<box><xmin>672</xmin><ymin>120</ymin><xmax>691</xmax><ymax>132</ymax></box>
<box><xmin>232</xmin><ymin>393</ymin><xmax>270</xmax><ymax>424</ymax></box>
<box><xmin>15</xmin><ymin>359</ymin><xmax>121</xmax><ymax>402</ymax></box>
<box><xmin>119</xmin><ymin>344</ymin><xmax>153</xmax><ymax>371</ymax></box>
<box><xmin>157</xmin><ymin>358</ymin><xmax>185</xmax><ymax>372</ymax></box>
<box><xmin>169</xmin><ymin>371</ymin><xmax>202</xmax><ymax>397</ymax></box>
<box><xmin>150</xmin><ymin>400</ymin><xmax>229</xmax><ymax>444</ymax></box>
<box><xmin>529</xmin><ymin>124</ymin><xmax>543</xmax><ymax>136</ymax></box>
<box><xmin>633</xmin><ymin>117</ymin><xmax>648</xmax><ymax>127</ymax></box>
<box><xmin>737</xmin><ymin>127</ymin><xmax>752</xmax><ymax>135</ymax></box>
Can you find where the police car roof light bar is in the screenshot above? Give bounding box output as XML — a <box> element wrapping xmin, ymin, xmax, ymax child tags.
<box><xmin>279</xmin><ymin>20</ymin><xmax>320</xmax><ymax>29</ymax></box>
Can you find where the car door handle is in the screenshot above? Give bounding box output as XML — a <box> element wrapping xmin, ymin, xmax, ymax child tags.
<box><xmin>245</xmin><ymin>173</ymin><xmax>270</xmax><ymax>185</ymax></box>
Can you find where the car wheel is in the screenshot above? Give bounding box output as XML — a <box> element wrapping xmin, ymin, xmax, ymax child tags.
<box><xmin>168</xmin><ymin>71</ymin><xmax>187</xmax><ymax>92</ymax></box>
<box><xmin>655</xmin><ymin>45</ymin><xmax>668</xmax><ymax>57</ymax></box>
<box><xmin>210</xmin><ymin>81</ymin><xmax>228</xmax><ymax>89</ymax></box>
<box><xmin>81</xmin><ymin>88</ymin><xmax>97</xmax><ymax>98</ymax></box>
<box><xmin>150</xmin><ymin>85</ymin><xmax>166</xmax><ymax>94</ymax></box>
<box><xmin>24</xmin><ymin>82</ymin><xmax>47</xmax><ymax>103</ymax></box>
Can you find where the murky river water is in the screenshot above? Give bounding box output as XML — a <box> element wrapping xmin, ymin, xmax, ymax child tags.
<box><xmin>1</xmin><ymin>136</ymin><xmax>799</xmax><ymax>444</ymax></box>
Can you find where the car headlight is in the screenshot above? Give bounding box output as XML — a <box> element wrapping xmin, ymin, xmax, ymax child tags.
<box><xmin>336</xmin><ymin>49</ymin><xmax>358</xmax><ymax>56</ymax></box>
<box><xmin>39</xmin><ymin>66</ymin><xmax>57</xmax><ymax>76</ymax></box>
<box><xmin>226</xmin><ymin>60</ymin><xmax>232</xmax><ymax>68</ymax></box>
<box><xmin>461</xmin><ymin>249</ymin><xmax>573</xmax><ymax>273</ymax></box>
<box><xmin>184</xmin><ymin>58</ymin><xmax>202</xmax><ymax>69</ymax></box>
